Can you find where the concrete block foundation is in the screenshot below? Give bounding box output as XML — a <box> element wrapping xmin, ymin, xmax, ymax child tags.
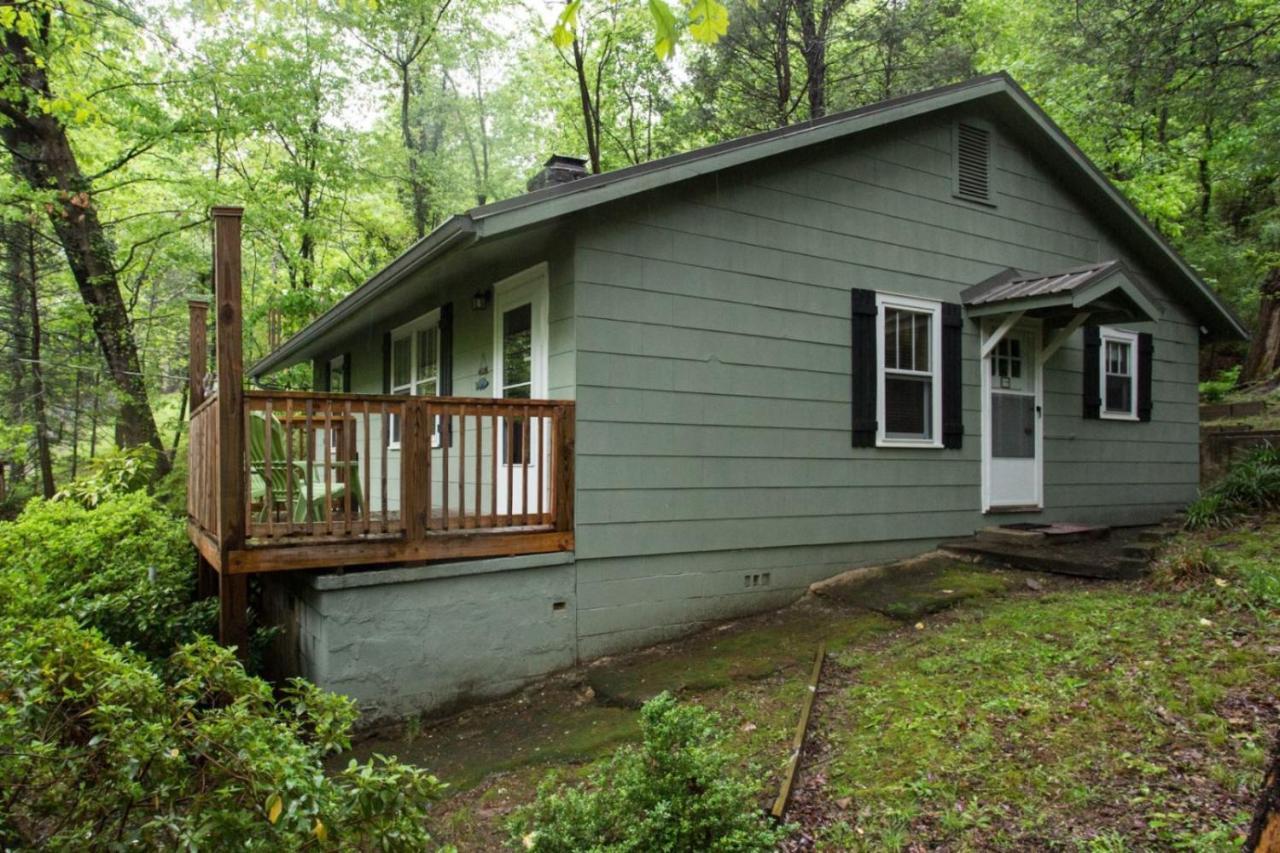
<box><xmin>264</xmin><ymin>552</ymin><xmax>578</xmax><ymax>723</ymax></box>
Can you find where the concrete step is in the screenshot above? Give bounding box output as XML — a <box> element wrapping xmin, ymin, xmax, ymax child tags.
<box><xmin>976</xmin><ymin>526</ymin><xmax>1048</xmax><ymax>547</ymax></box>
<box><xmin>1117</xmin><ymin>557</ymin><xmax>1152</xmax><ymax>578</ymax></box>
<box><xmin>941</xmin><ymin>540</ymin><xmax>1133</xmax><ymax>581</ymax></box>
<box><xmin>1121</xmin><ymin>541</ymin><xmax>1161</xmax><ymax>561</ymax></box>
<box><xmin>975</xmin><ymin>523</ymin><xmax>1108</xmax><ymax>548</ymax></box>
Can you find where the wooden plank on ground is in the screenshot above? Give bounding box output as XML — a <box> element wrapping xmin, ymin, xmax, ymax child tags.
<box><xmin>771</xmin><ymin>641</ymin><xmax>826</xmax><ymax>821</ymax></box>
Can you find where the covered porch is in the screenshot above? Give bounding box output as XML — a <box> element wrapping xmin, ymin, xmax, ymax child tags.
<box><xmin>187</xmin><ymin>208</ymin><xmax>575</xmax><ymax>654</ymax></box>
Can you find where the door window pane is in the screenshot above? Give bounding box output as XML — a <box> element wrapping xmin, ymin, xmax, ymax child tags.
<box><xmin>992</xmin><ymin>393</ymin><xmax>1035</xmax><ymax>458</ymax></box>
<box><xmin>502</xmin><ymin>302</ymin><xmax>533</xmax><ymax>397</ymax></box>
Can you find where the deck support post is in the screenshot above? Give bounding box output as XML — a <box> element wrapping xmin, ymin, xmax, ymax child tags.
<box><xmin>554</xmin><ymin>404</ymin><xmax>575</xmax><ymax>534</ymax></box>
<box><xmin>401</xmin><ymin>399</ymin><xmax>429</xmax><ymax>541</ymax></box>
<box><xmin>212</xmin><ymin>207</ymin><xmax>249</xmax><ymax>658</ymax></box>
<box><xmin>188</xmin><ymin>297</ymin><xmax>218</xmax><ymax>600</ymax></box>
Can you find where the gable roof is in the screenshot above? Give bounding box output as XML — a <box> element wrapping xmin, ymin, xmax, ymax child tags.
<box><xmin>962</xmin><ymin>260</ymin><xmax>1163</xmax><ymax>327</ymax></box>
<box><xmin>252</xmin><ymin>72</ymin><xmax>1245</xmax><ymax>378</ymax></box>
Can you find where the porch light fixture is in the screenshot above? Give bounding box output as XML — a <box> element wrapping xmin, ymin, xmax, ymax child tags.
<box><xmin>472</xmin><ymin>288</ymin><xmax>491</xmax><ymax>311</ymax></box>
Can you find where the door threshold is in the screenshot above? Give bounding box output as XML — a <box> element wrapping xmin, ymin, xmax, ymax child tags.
<box><xmin>984</xmin><ymin>505</ymin><xmax>1043</xmax><ymax>515</ymax></box>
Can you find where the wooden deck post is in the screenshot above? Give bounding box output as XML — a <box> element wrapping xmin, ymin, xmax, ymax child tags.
<box><xmin>212</xmin><ymin>207</ymin><xmax>249</xmax><ymax>657</ymax></box>
<box><xmin>555</xmin><ymin>403</ymin><xmax>575</xmax><ymax>533</ymax></box>
<box><xmin>188</xmin><ymin>297</ymin><xmax>218</xmax><ymax>600</ymax></box>
<box><xmin>401</xmin><ymin>399</ymin><xmax>428</xmax><ymax>541</ymax></box>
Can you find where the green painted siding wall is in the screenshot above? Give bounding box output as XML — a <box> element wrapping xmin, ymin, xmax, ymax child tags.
<box><xmin>569</xmin><ymin>109</ymin><xmax>1201</xmax><ymax>657</ymax></box>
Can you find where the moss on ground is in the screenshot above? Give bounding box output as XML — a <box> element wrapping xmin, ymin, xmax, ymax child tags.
<box><xmin>814</xmin><ymin>554</ymin><xmax>1013</xmax><ymax>621</ymax></box>
<box><xmin>587</xmin><ymin>603</ymin><xmax>896</xmax><ymax>707</ymax></box>
<box><xmin>351</xmin><ymin>702</ymin><xmax>639</xmax><ymax>792</ymax></box>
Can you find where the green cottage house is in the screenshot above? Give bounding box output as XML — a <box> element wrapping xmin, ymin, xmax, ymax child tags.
<box><xmin>230</xmin><ymin>73</ymin><xmax>1245</xmax><ymax>719</ymax></box>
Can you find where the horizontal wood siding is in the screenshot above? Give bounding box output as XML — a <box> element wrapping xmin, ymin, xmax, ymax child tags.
<box><xmin>571</xmin><ymin>110</ymin><xmax>1200</xmax><ymax>651</ymax></box>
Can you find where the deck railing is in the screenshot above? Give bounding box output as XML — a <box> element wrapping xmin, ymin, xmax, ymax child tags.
<box><xmin>238</xmin><ymin>390</ymin><xmax>574</xmax><ymax>543</ymax></box>
<box><xmin>187</xmin><ymin>393</ymin><xmax>221</xmax><ymax>542</ymax></box>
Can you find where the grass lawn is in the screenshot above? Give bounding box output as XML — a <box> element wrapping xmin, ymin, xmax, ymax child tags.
<box><xmin>352</xmin><ymin>518</ymin><xmax>1280</xmax><ymax>851</ymax></box>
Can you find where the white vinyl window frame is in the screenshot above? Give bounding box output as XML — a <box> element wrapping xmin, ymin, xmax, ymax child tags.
<box><xmin>1099</xmin><ymin>326</ymin><xmax>1139</xmax><ymax>421</ymax></box>
<box><xmin>875</xmin><ymin>292</ymin><xmax>943</xmax><ymax>448</ymax></box>
<box><xmin>387</xmin><ymin>308</ymin><xmax>442</xmax><ymax>449</ymax></box>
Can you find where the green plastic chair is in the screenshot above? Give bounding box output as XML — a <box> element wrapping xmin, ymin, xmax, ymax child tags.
<box><xmin>248</xmin><ymin>412</ymin><xmax>363</xmax><ymax>524</ymax></box>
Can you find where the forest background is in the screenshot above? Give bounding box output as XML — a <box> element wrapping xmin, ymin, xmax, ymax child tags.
<box><xmin>1</xmin><ymin>0</ymin><xmax>1277</xmax><ymax>498</ymax></box>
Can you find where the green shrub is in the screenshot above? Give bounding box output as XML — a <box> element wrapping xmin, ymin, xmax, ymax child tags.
<box><xmin>512</xmin><ymin>692</ymin><xmax>788</xmax><ymax>852</ymax></box>
<box><xmin>0</xmin><ymin>617</ymin><xmax>445</xmax><ymax>850</ymax></box>
<box><xmin>1186</xmin><ymin>444</ymin><xmax>1280</xmax><ymax>528</ymax></box>
<box><xmin>1198</xmin><ymin>365</ymin><xmax>1241</xmax><ymax>402</ymax></box>
<box><xmin>0</xmin><ymin>491</ymin><xmax>211</xmax><ymax>657</ymax></box>
<box><xmin>53</xmin><ymin>446</ymin><xmax>159</xmax><ymax>508</ymax></box>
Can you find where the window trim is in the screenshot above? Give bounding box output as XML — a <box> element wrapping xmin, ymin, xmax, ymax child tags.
<box><xmin>1099</xmin><ymin>326</ymin><xmax>1139</xmax><ymax>421</ymax></box>
<box><xmin>875</xmin><ymin>292</ymin><xmax>943</xmax><ymax>448</ymax></box>
<box><xmin>387</xmin><ymin>308</ymin><xmax>442</xmax><ymax>448</ymax></box>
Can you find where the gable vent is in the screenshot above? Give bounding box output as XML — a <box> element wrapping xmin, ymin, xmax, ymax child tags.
<box><xmin>954</xmin><ymin>122</ymin><xmax>993</xmax><ymax>204</ymax></box>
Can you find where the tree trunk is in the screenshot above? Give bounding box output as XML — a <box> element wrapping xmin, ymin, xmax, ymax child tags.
<box><xmin>1242</xmin><ymin>267</ymin><xmax>1280</xmax><ymax>385</ymax></box>
<box><xmin>24</xmin><ymin>227</ymin><xmax>55</xmax><ymax>498</ymax></box>
<box><xmin>69</xmin><ymin>338</ymin><xmax>82</xmax><ymax>481</ymax></box>
<box><xmin>399</xmin><ymin>62</ymin><xmax>429</xmax><ymax>239</ymax></box>
<box><xmin>0</xmin><ymin>10</ymin><xmax>169</xmax><ymax>477</ymax></box>
<box><xmin>1246</xmin><ymin>726</ymin><xmax>1280</xmax><ymax>853</ymax></box>
<box><xmin>572</xmin><ymin>36</ymin><xmax>601</xmax><ymax>174</ymax></box>
<box><xmin>5</xmin><ymin>210</ymin><xmax>29</xmax><ymax>485</ymax></box>
<box><xmin>772</xmin><ymin>0</ymin><xmax>792</xmax><ymax>127</ymax></box>
<box><xmin>794</xmin><ymin>0</ymin><xmax>827</xmax><ymax>119</ymax></box>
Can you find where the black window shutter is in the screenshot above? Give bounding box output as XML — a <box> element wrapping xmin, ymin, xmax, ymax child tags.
<box><xmin>438</xmin><ymin>302</ymin><xmax>454</xmax><ymax>446</ymax></box>
<box><xmin>941</xmin><ymin>302</ymin><xmax>963</xmax><ymax>448</ymax></box>
<box><xmin>1137</xmin><ymin>332</ymin><xmax>1154</xmax><ymax>422</ymax></box>
<box><xmin>341</xmin><ymin>352</ymin><xmax>352</xmax><ymax>392</ymax></box>
<box><xmin>850</xmin><ymin>288</ymin><xmax>878</xmax><ymax>447</ymax></box>
<box><xmin>438</xmin><ymin>302</ymin><xmax>454</xmax><ymax>396</ymax></box>
<box><xmin>1082</xmin><ymin>325</ymin><xmax>1101</xmax><ymax>419</ymax></box>
<box><xmin>381</xmin><ymin>332</ymin><xmax>391</xmax><ymax>394</ymax></box>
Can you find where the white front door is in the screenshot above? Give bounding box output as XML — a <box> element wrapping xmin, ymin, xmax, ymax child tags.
<box><xmin>983</xmin><ymin>324</ymin><xmax>1043</xmax><ymax>510</ymax></box>
<box><xmin>493</xmin><ymin>265</ymin><xmax>550</xmax><ymax>519</ymax></box>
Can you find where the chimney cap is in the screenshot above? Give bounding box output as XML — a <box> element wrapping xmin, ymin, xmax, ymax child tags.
<box><xmin>527</xmin><ymin>154</ymin><xmax>590</xmax><ymax>192</ymax></box>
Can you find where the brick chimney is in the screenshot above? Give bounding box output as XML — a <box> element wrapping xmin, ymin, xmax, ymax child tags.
<box><xmin>527</xmin><ymin>154</ymin><xmax>589</xmax><ymax>192</ymax></box>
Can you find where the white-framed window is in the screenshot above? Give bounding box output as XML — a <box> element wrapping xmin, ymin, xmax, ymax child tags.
<box><xmin>1100</xmin><ymin>327</ymin><xmax>1138</xmax><ymax>420</ymax></box>
<box><xmin>876</xmin><ymin>293</ymin><xmax>943</xmax><ymax>447</ymax></box>
<box><xmin>388</xmin><ymin>309</ymin><xmax>441</xmax><ymax>448</ymax></box>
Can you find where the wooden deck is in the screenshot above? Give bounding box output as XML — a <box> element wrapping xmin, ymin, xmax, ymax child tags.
<box><xmin>187</xmin><ymin>390</ymin><xmax>576</xmax><ymax>576</ymax></box>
